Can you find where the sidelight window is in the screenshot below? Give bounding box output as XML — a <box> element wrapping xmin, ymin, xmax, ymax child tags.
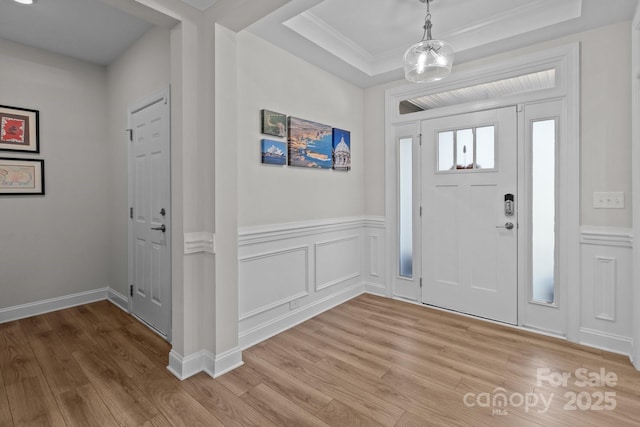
<box><xmin>531</xmin><ymin>119</ymin><xmax>556</xmax><ymax>304</ymax></box>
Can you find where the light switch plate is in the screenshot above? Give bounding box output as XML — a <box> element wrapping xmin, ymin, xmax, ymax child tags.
<box><xmin>593</xmin><ymin>192</ymin><xmax>624</xmax><ymax>209</ymax></box>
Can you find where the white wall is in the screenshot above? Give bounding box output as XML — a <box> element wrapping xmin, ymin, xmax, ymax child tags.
<box><xmin>236</xmin><ymin>31</ymin><xmax>365</xmax><ymax>227</ymax></box>
<box><xmin>363</xmin><ymin>81</ymin><xmax>403</xmax><ymax>217</ymax></box>
<box><xmin>234</xmin><ymin>30</ymin><xmax>376</xmax><ymax>348</ymax></box>
<box><xmin>0</xmin><ymin>39</ymin><xmax>110</xmax><ymax>309</ymax></box>
<box><xmin>579</xmin><ymin>22</ymin><xmax>631</xmax><ymax>228</ymax></box>
<box><xmin>106</xmin><ymin>26</ymin><xmax>172</xmax><ymax>297</ymax></box>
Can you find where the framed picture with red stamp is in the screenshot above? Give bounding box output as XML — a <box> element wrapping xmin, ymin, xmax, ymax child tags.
<box><xmin>0</xmin><ymin>105</ymin><xmax>39</xmax><ymax>153</ymax></box>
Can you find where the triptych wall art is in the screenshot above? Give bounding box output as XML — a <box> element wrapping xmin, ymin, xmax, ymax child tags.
<box><xmin>260</xmin><ymin>109</ymin><xmax>351</xmax><ymax>171</ymax></box>
<box><xmin>0</xmin><ymin>105</ymin><xmax>44</xmax><ymax>195</ymax></box>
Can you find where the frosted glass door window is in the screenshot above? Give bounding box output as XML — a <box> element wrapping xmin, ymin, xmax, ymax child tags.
<box><xmin>399</xmin><ymin>137</ymin><xmax>413</xmax><ymax>278</ymax></box>
<box><xmin>476</xmin><ymin>126</ymin><xmax>495</xmax><ymax>169</ymax></box>
<box><xmin>531</xmin><ymin>120</ymin><xmax>556</xmax><ymax>303</ymax></box>
<box><xmin>437</xmin><ymin>131</ymin><xmax>454</xmax><ymax>171</ymax></box>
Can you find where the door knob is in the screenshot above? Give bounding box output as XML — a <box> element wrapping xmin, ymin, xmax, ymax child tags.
<box><xmin>151</xmin><ymin>224</ymin><xmax>166</xmax><ymax>232</ymax></box>
<box><xmin>496</xmin><ymin>222</ymin><xmax>514</xmax><ymax>230</ymax></box>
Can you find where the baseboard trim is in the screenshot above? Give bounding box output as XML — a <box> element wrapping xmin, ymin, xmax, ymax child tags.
<box><xmin>364</xmin><ymin>282</ymin><xmax>387</xmax><ymax>296</ymax></box>
<box><xmin>206</xmin><ymin>347</ymin><xmax>244</xmax><ymax>378</ymax></box>
<box><xmin>239</xmin><ymin>282</ymin><xmax>365</xmax><ymax>350</ymax></box>
<box><xmin>108</xmin><ymin>288</ymin><xmax>129</xmax><ymax>312</ymax></box>
<box><xmin>579</xmin><ymin>327</ymin><xmax>633</xmax><ymax>356</ymax></box>
<box><xmin>167</xmin><ymin>346</ymin><xmax>244</xmax><ymax>380</ymax></box>
<box><xmin>0</xmin><ymin>287</ymin><xmax>110</xmax><ymax>324</ymax></box>
<box><xmin>167</xmin><ymin>349</ymin><xmax>202</xmax><ymax>380</ymax></box>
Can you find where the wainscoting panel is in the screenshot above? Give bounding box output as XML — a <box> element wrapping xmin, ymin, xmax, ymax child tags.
<box><xmin>579</xmin><ymin>226</ymin><xmax>633</xmax><ymax>355</ymax></box>
<box><xmin>238</xmin><ymin>245</ymin><xmax>310</xmax><ymax>320</ymax></box>
<box><xmin>239</xmin><ymin>217</ymin><xmax>381</xmax><ymax>349</ymax></box>
<box><xmin>594</xmin><ymin>256</ymin><xmax>617</xmax><ymax>322</ymax></box>
<box><xmin>315</xmin><ymin>235</ymin><xmax>361</xmax><ymax>291</ymax></box>
<box><xmin>364</xmin><ymin>216</ymin><xmax>386</xmax><ymax>295</ymax></box>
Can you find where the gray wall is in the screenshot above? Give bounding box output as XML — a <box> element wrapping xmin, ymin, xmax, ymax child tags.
<box><xmin>0</xmin><ymin>39</ymin><xmax>110</xmax><ymax>309</ymax></box>
<box><xmin>0</xmin><ymin>25</ymin><xmax>171</xmax><ymax>310</ymax></box>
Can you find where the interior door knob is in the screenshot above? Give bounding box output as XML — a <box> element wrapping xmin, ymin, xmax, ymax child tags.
<box><xmin>151</xmin><ymin>224</ymin><xmax>166</xmax><ymax>232</ymax></box>
<box><xmin>496</xmin><ymin>222</ymin><xmax>514</xmax><ymax>230</ymax></box>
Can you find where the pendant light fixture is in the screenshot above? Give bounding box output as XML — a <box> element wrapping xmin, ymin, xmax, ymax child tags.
<box><xmin>403</xmin><ymin>0</ymin><xmax>454</xmax><ymax>83</ymax></box>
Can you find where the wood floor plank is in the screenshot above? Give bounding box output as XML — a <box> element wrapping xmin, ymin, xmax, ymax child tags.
<box><xmin>5</xmin><ymin>376</ymin><xmax>66</xmax><ymax>426</ymax></box>
<box><xmin>2</xmin><ymin>294</ymin><xmax>640</xmax><ymax>427</ymax></box>
<box><xmin>312</xmin><ymin>323</ymin><xmax>463</xmax><ymax>390</ymax></box>
<box><xmin>241</xmin><ymin>350</ymin><xmax>334</xmax><ymax>414</ymax></box>
<box><xmin>242</xmin><ymin>383</ymin><xmax>331</xmax><ymax>427</ymax></box>
<box><xmin>56</xmin><ymin>383</ymin><xmax>119</xmax><ymax>427</ymax></box>
<box><xmin>315</xmin><ymin>308</ymin><xmax>514</xmax><ymax>388</ymax></box>
<box><xmin>248</xmin><ymin>341</ymin><xmax>406</xmax><ymax>426</ymax></box>
<box><xmin>0</xmin><ymin>366</ymin><xmax>14</xmax><ymax>427</ymax></box>
<box><xmin>339</xmin><ymin>301</ymin><xmax>513</xmax><ymax>367</ymax></box>
<box><xmin>41</xmin><ymin>309</ymin><xmax>99</xmax><ymax>354</ymax></box>
<box><xmin>73</xmin><ymin>350</ymin><xmax>160</xmax><ymax>426</ymax></box>
<box><xmin>78</xmin><ymin>323</ymin><xmax>156</xmax><ymax>378</ymax></box>
<box><xmin>395</xmin><ymin>411</ymin><xmax>448</xmax><ymax>427</ymax></box>
<box><xmin>182</xmin><ymin>372</ymin><xmax>278</xmax><ymax>427</ymax></box>
<box><xmin>314</xmin><ymin>399</ymin><xmax>387</xmax><ymax>427</ymax></box>
<box><xmin>213</xmin><ymin>363</ymin><xmax>265</xmax><ymax>397</ymax></box>
<box><xmin>28</xmin><ymin>330</ymin><xmax>89</xmax><ymax>396</ymax></box>
<box><xmin>295</xmin><ymin>317</ymin><xmax>329</xmax><ymax>334</ymax></box>
<box><xmin>380</xmin><ymin>366</ymin><xmax>534</xmax><ymax>427</ymax></box>
<box><xmin>149</xmin><ymin>414</ymin><xmax>173</xmax><ymax>427</ymax></box>
<box><xmin>278</xmin><ymin>328</ymin><xmax>391</xmax><ymax>378</ymax></box>
<box><xmin>84</xmin><ymin>300</ymin><xmax>136</xmax><ymax>328</ymax></box>
<box><xmin>16</xmin><ymin>315</ymin><xmax>51</xmax><ymax>337</ymax></box>
<box><xmin>0</xmin><ymin>322</ymin><xmax>29</xmax><ymax>348</ymax></box>
<box><xmin>0</xmin><ymin>342</ymin><xmax>43</xmax><ymax>387</ymax></box>
<box><xmin>315</xmin><ymin>308</ymin><xmax>450</xmax><ymax>357</ymax></box>
<box><xmin>71</xmin><ymin>305</ymin><xmax>107</xmax><ymax>332</ymax></box>
<box><xmin>119</xmin><ymin>321</ymin><xmax>171</xmax><ymax>368</ymax></box>
<box><xmin>131</xmin><ymin>367</ymin><xmax>225</xmax><ymax>426</ymax></box>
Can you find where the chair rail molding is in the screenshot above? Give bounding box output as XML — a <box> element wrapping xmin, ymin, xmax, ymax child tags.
<box><xmin>184</xmin><ymin>232</ymin><xmax>215</xmax><ymax>254</ymax></box>
<box><xmin>237</xmin><ymin>216</ymin><xmax>385</xmax><ymax>349</ymax></box>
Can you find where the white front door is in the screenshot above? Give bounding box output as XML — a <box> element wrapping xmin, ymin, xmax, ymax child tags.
<box><xmin>421</xmin><ymin>106</ymin><xmax>518</xmax><ymax>324</ymax></box>
<box><xmin>128</xmin><ymin>88</ymin><xmax>171</xmax><ymax>338</ymax></box>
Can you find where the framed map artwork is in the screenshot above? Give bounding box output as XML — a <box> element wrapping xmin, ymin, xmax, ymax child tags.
<box><xmin>0</xmin><ymin>158</ymin><xmax>45</xmax><ymax>195</ymax></box>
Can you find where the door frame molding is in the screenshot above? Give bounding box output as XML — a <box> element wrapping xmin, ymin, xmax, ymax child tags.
<box><xmin>127</xmin><ymin>86</ymin><xmax>172</xmax><ymax>340</ymax></box>
<box><xmin>631</xmin><ymin>5</ymin><xmax>640</xmax><ymax>369</ymax></box>
<box><xmin>384</xmin><ymin>43</ymin><xmax>580</xmax><ymax>338</ymax></box>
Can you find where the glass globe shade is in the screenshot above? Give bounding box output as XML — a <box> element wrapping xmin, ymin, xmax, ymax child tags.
<box><xmin>403</xmin><ymin>39</ymin><xmax>454</xmax><ymax>83</ymax></box>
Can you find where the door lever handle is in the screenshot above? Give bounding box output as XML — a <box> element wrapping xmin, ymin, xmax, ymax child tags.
<box><xmin>151</xmin><ymin>224</ymin><xmax>166</xmax><ymax>232</ymax></box>
<box><xmin>496</xmin><ymin>222</ymin><xmax>514</xmax><ymax>230</ymax></box>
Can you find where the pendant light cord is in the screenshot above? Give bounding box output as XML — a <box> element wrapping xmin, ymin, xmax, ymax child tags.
<box><xmin>421</xmin><ymin>0</ymin><xmax>433</xmax><ymax>41</ymax></box>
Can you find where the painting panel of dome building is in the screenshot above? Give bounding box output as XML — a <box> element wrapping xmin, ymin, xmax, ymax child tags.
<box><xmin>332</xmin><ymin>128</ymin><xmax>351</xmax><ymax>171</ymax></box>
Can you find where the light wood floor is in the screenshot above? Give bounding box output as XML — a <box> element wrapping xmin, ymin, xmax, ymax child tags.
<box><xmin>1</xmin><ymin>294</ymin><xmax>640</xmax><ymax>426</ymax></box>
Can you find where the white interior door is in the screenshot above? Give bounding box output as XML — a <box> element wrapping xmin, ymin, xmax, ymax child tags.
<box><xmin>421</xmin><ymin>106</ymin><xmax>517</xmax><ymax>324</ymax></box>
<box><xmin>128</xmin><ymin>88</ymin><xmax>171</xmax><ymax>338</ymax></box>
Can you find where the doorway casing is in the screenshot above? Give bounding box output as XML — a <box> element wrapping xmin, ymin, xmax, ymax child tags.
<box><xmin>384</xmin><ymin>43</ymin><xmax>580</xmax><ymax>340</ymax></box>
